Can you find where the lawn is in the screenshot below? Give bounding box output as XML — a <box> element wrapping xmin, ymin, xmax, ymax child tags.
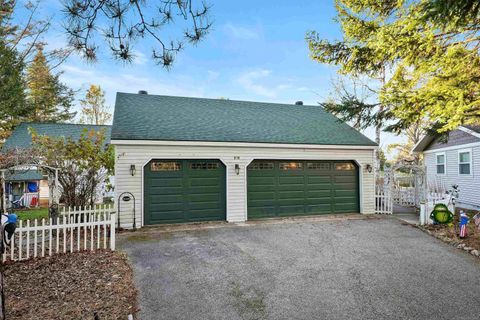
<box><xmin>2</xmin><ymin>250</ymin><xmax>138</xmax><ymax>320</ymax></box>
<box><xmin>14</xmin><ymin>207</ymin><xmax>49</xmax><ymax>221</ymax></box>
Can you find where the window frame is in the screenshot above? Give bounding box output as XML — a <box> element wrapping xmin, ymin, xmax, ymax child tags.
<box><xmin>150</xmin><ymin>161</ymin><xmax>182</xmax><ymax>171</ymax></box>
<box><xmin>435</xmin><ymin>152</ymin><xmax>446</xmax><ymax>175</ymax></box>
<box><xmin>458</xmin><ymin>148</ymin><xmax>472</xmax><ymax>175</ymax></box>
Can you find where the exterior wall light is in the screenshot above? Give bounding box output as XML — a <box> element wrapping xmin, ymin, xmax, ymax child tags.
<box><xmin>235</xmin><ymin>164</ymin><xmax>240</xmax><ymax>175</ymax></box>
<box><xmin>130</xmin><ymin>164</ymin><xmax>136</xmax><ymax>176</ymax></box>
<box><xmin>365</xmin><ymin>164</ymin><xmax>373</xmax><ymax>173</ymax></box>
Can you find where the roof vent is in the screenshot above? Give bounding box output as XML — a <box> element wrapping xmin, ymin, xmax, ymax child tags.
<box><xmin>295</xmin><ymin>101</ymin><xmax>303</xmax><ymax>105</ymax></box>
<box><xmin>138</xmin><ymin>90</ymin><xmax>148</xmax><ymax>94</ymax></box>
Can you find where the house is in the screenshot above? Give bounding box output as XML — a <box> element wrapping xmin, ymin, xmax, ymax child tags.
<box><xmin>413</xmin><ymin>125</ymin><xmax>480</xmax><ymax>210</ymax></box>
<box><xmin>4</xmin><ymin>169</ymin><xmax>45</xmax><ymax>207</ymax></box>
<box><xmin>2</xmin><ymin>122</ymin><xmax>113</xmax><ymax>206</ymax></box>
<box><xmin>112</xmin><ymin>92</ymin><xmax>377</xmax><ymax>228</ymax></box>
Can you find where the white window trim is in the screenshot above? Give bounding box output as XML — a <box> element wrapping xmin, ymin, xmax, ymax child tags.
<box><xmin>435</xmin><ymin>152</ymin><xmax>446</xmax><ymax>175</ymax></box>
<box><xmin>458</xmin><ymin>148</ymin><xmax>472</xmax><ymax>175</ymax></box>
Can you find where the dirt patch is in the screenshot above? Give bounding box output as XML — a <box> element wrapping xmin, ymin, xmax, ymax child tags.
<box><xmin>2</xmin><ymin>250</ymin><xmax>138</xmax><ymax>320</ymax></box>
<box><xmin>421</xmin><ymin>209</ymin><xmax>480</xmax><ymax>252</ymax></box>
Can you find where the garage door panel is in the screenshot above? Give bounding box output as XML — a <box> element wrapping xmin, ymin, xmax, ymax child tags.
<box><xmin>277</xmin><ymin>205</ymin><xmax>305</xmax><ymax>215</ymax></box>
<box><xmin>144</xmin><ymin>159</ymin><xmax>226</xmax><ymax>225</ymax></box>
<box><xmin>278</xmin><ymin>176</ymin><xmax>304</xmax><ymax>184</ymax></box>
<box><xmin>149</xmin><ymin>202</ymin><xmax>184</xmax><ymax>212</ymax></box>
<box><xmin>249</xmin><ymin>191</ymin><xmax>276</xmax><ymax>200</ymax></box>
<box><xmin>249</xmin><ymin>207</ymin><xmax>276</xmax><ymax>218</ymax></box>
<box><xmin>189</xmin><ymin>201</ymin><xmax>221</xmax><ymax>210</ymax></box>
<box><xmin>334</xmin><ymin>175</ymin><xmax>356</xmax><ymax>183</ymax></box>
<box><xmin>334</xmin><ymin>189</ymin><xmax>357</xmax><ymax>197</ymax></box>
<box><xmin>189</xmin><ymin>177</ymin><xmax>221</xmax><ymax>187</ymax></box>
<box><xmin>189</xmin><ymin>193</ymin><xmax>221</xmax><ymax>202</ymax></box>
<box><xmin>335</xmin><ymin>203</ymin><xmax>357</xmax><ymax>212</ymax></box>
<box><xmin>306</xmin><ymin>204</ymin><xmax>332</xmax><ymax>213</ymax></box>
<box><xmin>150</xmin><ymin>194</ymin><xmax>185</xmax><ymax>204</ymax></box>
<box><xmin>306</xmin><ymin>183</ymin><xmax>332</xmax><ymax>191</ymax></box>
<box><xmin>278</xmin><ymin>191</ymin><xmax>304</xmax><ymax>199</ymax></box>
<box><xmin>248</xmin><ymin>177</ymin><xmax>275</xmax><ymax>185</ymax></box>
<box><xmin>250</xmin><ymin>200</ymin><xmax>278</xmax><ymax>207</ymax></box>
<box><xmin>149</xmin><ymin>178</ymin><xmax>183</xmax><ymax>187</ymax></box>
<box><xmin>188</xmin><ymin>186</ymin><xmax>222</xmax><ymax>194</ymax></box>
<box><xmin>149</xmin><ymin>186</ymin><xmax>183</xmax><ymax>195</ymax></box>
<box><xmin>307</xmin><ymin>176</ymin><xmax>332</xmax><ymax>184</ymax></box>
<box><xmin>247</xmin><ymin>160</ymin><xmax>358</xmax><ymax>219</ymax></box>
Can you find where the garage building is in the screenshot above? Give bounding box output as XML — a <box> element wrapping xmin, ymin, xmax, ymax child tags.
<box><xmin>112</xmin><ymin>92</ymin><xmax>377</xmax><ymax>227</ymax></box>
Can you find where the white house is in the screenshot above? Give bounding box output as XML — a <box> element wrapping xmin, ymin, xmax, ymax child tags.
<box><xmin>413</xmin><ymin>126</ymin><xmax>480</xmax><ymax>210</ymax></box>
<box><xmin>112</xmin><ymin>92</ymin><xmax>377</xmax><ymax>228</ymax></box>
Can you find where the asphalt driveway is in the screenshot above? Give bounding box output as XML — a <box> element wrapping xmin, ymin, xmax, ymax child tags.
<box><xmin>119</xmin><ymin>217</ymin><xmax>480</xmax><ymax>320</ymax></box>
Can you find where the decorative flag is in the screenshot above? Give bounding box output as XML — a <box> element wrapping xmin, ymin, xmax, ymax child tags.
<box><xmin>459</xmin><ymin>211</ymin><xmax>469</xmax><ymax>239</ymax></box>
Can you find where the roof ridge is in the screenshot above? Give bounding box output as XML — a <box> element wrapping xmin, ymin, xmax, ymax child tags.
<box><xmin>19</xmin><ymin>122</ymin><xmax>111</xmax><ymax>127</ymax></box>
<box><xmin>116</xmin><ymin>91</ymin><xmax>321</xmax><ymax>108</ymax></box>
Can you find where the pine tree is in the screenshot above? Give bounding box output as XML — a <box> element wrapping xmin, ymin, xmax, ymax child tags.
<box><xmin>26</xmin><ymin>47</ymin><xmax>76</xmax><ymax>123</ymax></box>
<box><xmin>79</xmin><ymin>85</ymin><xmax>112</xmax><ymax>125</ymax></box>
<box><xmin>307</xmin><ymin>0</ymin><xmax>480</xmax><ymax>133</ymax></box>
<box><xmin>0</xmin><ymin>39</ymin><xmax>29</xmax><ymax>142</ymax></box>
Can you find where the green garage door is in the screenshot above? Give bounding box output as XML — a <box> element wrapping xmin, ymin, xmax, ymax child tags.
<box><xmin>144</xmin><ymin>159</ymin><xmax>226</xmax><ymax>224</ymax></box>
<box><xmin>247</xmin><ymin>160</ymin><xmax>359</xmax><ymax>219</ymax></box>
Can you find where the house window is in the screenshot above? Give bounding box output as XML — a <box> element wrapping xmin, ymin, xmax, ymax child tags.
<box><xmin>151</xmin><ymin>161</ymin><xmax>181</xmax><ymax>171</ymax></box>
<box><xmin>435</xmin><ymin>153</ymin><xmax>445</xmax><ymax>174</ymax></box>
<box><xmin>458</xmin><ymin>150</ymin><xmax>472</xmax><ymax>175</ymax></box>
<box><xmin>190</xmin><ymin>162</ymin><xmax>219</xmax><ymax>170</ymax></box>
<box><xmin>249</xmin><ymin>162</ymin><xmax>274</xmax><ymax>170</ymax></box>
<box><xmin>334</xmin><ymin>163</ymin><xmax>355</xmax><ymax>171</ymax></box>
<box><xmin>279</xmin><ymin>162</ymin><xmax>303</xmax><ymax>170</ymax></box>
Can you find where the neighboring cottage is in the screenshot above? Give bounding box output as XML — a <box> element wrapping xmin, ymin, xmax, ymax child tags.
<box><xmin>112</xmin><ymin>92</ymin><xmax>377</xmax><ymax>228</ymax></box>
<box><xmin>2</xmin><ymin>122</ymin><xmax>112</xmax><ymax>207</ymax></box>
<box><xmin>413</xmin><ymin>126</ymin><xmax>480</xmax><ymax>210</ymax></box>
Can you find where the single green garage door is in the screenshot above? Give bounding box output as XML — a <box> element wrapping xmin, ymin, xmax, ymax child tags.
<box><xmin>144</xmin><ymin>159</ymin><xmax>226</xmax><ymax>224</ymax></box>
<box><xmin>247</xmin><ymin>160</ymin><xmax>359</xmax><ymax>219</ymax></box>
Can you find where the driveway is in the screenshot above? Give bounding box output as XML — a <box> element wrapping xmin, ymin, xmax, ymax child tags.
<box><xmin>118</xmin><ymin>217</ymin><xmax>480</xmax><ymax>320</ymax></box>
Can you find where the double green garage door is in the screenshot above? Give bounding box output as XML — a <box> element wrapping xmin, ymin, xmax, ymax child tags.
<box><xmin>144</xmin><ymin>159</ymin><xmax>359</xmax><ymax>224</ymax></box>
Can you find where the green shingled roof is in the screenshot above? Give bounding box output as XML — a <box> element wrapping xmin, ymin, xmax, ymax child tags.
<box><xmin>2</xmin><ymin>122</ymin><xmax>111</xmax><ymax>151</ymax></box>
<box><xmin>5</xmin><ymin>170</ymin><xmax>44</xmax><ymax>182</ymax></box>
<box><xmin>112</xmin><ymin>93</ymin><xmax>376</xmax><ymax>146</ymax></box>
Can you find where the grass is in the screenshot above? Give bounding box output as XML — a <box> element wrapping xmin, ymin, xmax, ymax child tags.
<box><xmin>14</xmin><ymin>208</ymin><xmax>49</xmax><ymax>221</ymax></box>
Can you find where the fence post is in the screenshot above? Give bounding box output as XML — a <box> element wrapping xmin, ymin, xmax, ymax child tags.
<box><xmin>110</xmin><ymin>213</ymin><xmax>116</xmax><ymax>251</ymax></box>
<box><xmin>419</xmin><ymin>202</ymin><xmax>426</xmax><ymax>225</ymax></box>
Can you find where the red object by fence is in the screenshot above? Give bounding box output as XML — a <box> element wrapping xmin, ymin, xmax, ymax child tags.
<box><xmin>30</xmin><ymin>196</ymin><xmax>38</xmax><ymax>207</ymax></box>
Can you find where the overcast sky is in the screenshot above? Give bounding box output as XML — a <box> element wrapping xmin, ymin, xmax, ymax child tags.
<box><xmin>16</xmin><ymin>0</ymin><xmax>405</xmax><ymax>155</ymax></box>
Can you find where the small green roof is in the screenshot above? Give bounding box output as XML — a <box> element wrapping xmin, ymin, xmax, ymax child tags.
<box><xmin>5</xmin><ymin>170</ymin><xmax>44</xmax><ymax>182</ymax></box>
<box><xmin>2</xmin><ymin>122</ymin><xmax>111</xmax><ymax>151</ymax></box>
<box><xmin>112</xmin><ymin>93</ymin><xmax>376</xmax><ymax>146</ymax></box>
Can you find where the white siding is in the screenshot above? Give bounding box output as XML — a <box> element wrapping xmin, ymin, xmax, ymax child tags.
<box><xmin>425</xmin><ymin>145</ymin><xmax>480</xmax><ymax>208</ymax></box>
<box><xmin>114</xmin><ymin>143</ymin><xmax>375</xmax><ymax>228</ymax></box>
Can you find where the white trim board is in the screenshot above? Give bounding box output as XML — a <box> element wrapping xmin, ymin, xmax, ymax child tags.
<box><xmin>111</xmin><ymin>139</ymin><xmax>377</xmax><ymax>150</ymax></box>
<box><xmin>458</xmin><ymin>126</ymin><xmax>480</xmax><ymax>139</ymax></box>
<box><xmin>423</xmin><ymin>142</ymin><xmax>480</xmax><ymax>154</ymax></box>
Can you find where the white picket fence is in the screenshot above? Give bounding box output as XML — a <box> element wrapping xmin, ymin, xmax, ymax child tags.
<box><xmin>2</xmin><ymin>205</ymin><xmax>116</xmax><ymax>262</ymax></box>
<box><xmin>393</xmin><ymin>187</ymin><xmax>416</xmax><ymax>207</ymax></box>
<box><xmin>375</xmin><ymin>186</ymin><xmax>393</xmax><ymax>214</ymax></box>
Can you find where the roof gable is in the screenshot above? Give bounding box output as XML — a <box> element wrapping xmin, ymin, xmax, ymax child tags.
<box><xmin>111</xmin><ymin>93</ymin><xmax>376</xmax><ymax>146</ymax></box>
<box><xmin>2</xmin><ymin>123</ymin><xmax>111</xmax><ymax>151</ymax></box>
<box><xmin>413</xmin><ymin>126</ymin><xmax>480</xmax><ymax>153</ymax></box>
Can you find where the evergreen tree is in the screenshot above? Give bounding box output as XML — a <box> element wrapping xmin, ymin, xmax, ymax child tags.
<box><xmin>79</xmin><ymin>85</ymin><xmax>112</xmax><ymax>125</ymax></box>
<box><xmin>0</xmin><ymin>39</ymin><xmax>29</xmax><ymax>142</ymax></box>
<box><xmin>307</xmin><ymin>0</ymin><xmax>480</xmax><ymax>133</ymax></box>
<box><xmin>26</xmin><ymin>47</ymin><xmax>76</xmax><ymax>122</ymax></box>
